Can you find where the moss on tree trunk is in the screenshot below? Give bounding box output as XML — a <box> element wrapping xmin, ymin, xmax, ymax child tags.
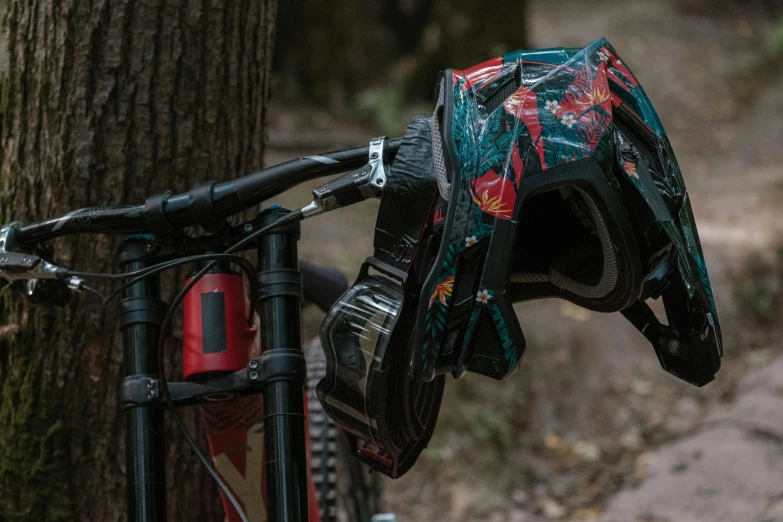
<box><xmin>0</xmin><ymin>0</ymin><xmax>277</xmax><ymax>520</ymax></box>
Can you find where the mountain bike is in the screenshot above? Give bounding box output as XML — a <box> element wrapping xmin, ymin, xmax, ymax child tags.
<box><xmin>0</xmin><ymin>137</ymin><xmax>401</xmax><ymax>522</ymax></box>
<box><xmin>1</xmin><ymin>36</ymin><xmax>727</xmax><ymax>522</ymax></box>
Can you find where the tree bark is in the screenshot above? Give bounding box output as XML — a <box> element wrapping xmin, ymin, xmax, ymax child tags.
<box><xmin>0</xmin><ymin>1</ymin><xmax>277</xmax><ymax>520</ymax></box>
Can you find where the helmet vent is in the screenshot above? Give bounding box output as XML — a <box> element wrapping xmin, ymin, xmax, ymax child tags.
<box><xmin>432</xmin><ymin>80</ymin><xmax>450</xmax><ymax>200</ymax></box>
<box><xmin>483</xmin><ymin>76</ymin><xmax>518</xmax><ymax>114</ymax></box>
<box><xmin>452</xmin><ymin>246</ymin><xmax>487</xmax><ymax>304</ymax></box>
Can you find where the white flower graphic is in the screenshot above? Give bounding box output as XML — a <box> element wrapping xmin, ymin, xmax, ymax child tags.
<box><xmin>545</xmin><ymin>100</ymin><xmax>561</xmax><ymax>114</ymax></box>
<box><xmin>465</xmin><ymin>235</ymin><xmax>478</xmax><ymax>247</ymax></box>
<box><xmin>476</xmin><ymin>289</ymin><xmax>491</xmax><ymax>304</ymax></box>
<box><xmin>561</xmin><ymin>114</ymin><xmax>576</xmax><ymax>128</ymax></box>
<box><xmin>597</xmin><ymin>51</ymin><xmax>610</xmax><ymax>63</ymax></box>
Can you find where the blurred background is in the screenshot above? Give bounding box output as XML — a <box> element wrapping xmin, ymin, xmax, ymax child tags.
<box><xmin>268</xmin><ymin>0</ymin><xmax>783</xmax><ymax>521</ymax></box>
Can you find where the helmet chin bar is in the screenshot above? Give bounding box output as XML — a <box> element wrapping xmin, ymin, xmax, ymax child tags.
<box><xmin>621</xmin><ymin>284</ymin><xmax>721</xmax><ymax>387</ymax></box>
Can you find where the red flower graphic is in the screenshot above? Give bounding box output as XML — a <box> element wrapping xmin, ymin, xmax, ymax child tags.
<box><xmin>623</xmin><ymin>160</ymin><xmax>638</xmax><ymax>179</ymax></box>
<box><xmin>471</xmin><ymin>170</ymin><xmax>516</xmax><ymax>219</ymax></box>
<box><xmin>429</xmin><ymin>276</ymin><xmax>455</xmax><ymax>309</ymax></box>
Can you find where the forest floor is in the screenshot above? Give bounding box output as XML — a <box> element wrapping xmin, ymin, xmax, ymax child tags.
<box><xmin>265</xmin><ymin>1</ymin><xmax>783</xmax><ymax>521</ymax></box>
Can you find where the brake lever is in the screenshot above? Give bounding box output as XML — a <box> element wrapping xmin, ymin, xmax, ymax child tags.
<box><xmin>299</xmin><ymin>136</ymin><xmax>389</xmax><ymax>218</ymax></box>
<box><xmin>0</xmin><ymin>222</ymin><xmax>86</xmax><ymax>304</ymax></box>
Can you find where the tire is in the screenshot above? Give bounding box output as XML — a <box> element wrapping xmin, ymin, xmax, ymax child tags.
<box><xmin>305</xmin><ymin>339</ymin><xmax>383</xmax><ymax>522</ymax></box>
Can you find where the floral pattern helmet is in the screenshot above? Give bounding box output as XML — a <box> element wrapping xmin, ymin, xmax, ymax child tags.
<box><xmin>414</xmin><ymin>38</ymin><xmax>722</xmax><ymax>386</ymax></box>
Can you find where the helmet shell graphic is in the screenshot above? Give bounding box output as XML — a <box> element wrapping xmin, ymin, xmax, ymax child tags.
<box><xmin>416</xmin><ymin>38</ymin><xmax>721</xmax><ymax>386</ymax></box>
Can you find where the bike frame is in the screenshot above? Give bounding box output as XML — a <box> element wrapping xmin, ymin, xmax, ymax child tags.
<box><xmin>9</xmin><ymin>139</ymin><xmax>402</xmax><ymax>522</ymax></box>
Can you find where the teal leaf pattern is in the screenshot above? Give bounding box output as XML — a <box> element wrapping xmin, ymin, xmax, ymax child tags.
<box><xmin>489</xmin><ymin>300</ymin><xmax>519</xmax><ymax>367</ymax></box>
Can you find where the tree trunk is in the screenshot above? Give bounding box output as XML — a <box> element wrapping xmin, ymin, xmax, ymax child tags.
<box><xmin>0</xmin><ymin>1</ymin><xmax>277</xmax><ymax>520</ymax></box>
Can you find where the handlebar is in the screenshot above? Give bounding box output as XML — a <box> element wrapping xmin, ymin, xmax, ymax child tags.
<box><xmin>16</xmin><ymin>138</ymin><xmax>402</xmax><ymax>245</ymax></box>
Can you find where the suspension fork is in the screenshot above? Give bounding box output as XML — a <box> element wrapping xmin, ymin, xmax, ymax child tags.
<box><xmin>115</xmin><ymin>211</ymin><xmax>310</xmax><ymax>521</ymax></box>
<box><xmin>119</xmin><ymin>236</ymin><xmax>169</xmax><ymax>522</ymax></box>
<box><xmin>255</xmin><ymin>208</ymin><xmax>309</xmax><ymax>522</ymax></box>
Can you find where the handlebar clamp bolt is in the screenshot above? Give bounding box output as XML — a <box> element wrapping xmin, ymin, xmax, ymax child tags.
<box><xmin>146</xmin><ymin>380</ymin><xmax>155</xmax><ymax>388</ymax></box>
<box><xmin>249</xmin><ymin>371</ymin><xmax>259</xmax><ymax>381</ymax></box>
<box><xmin>146</xmin><ymin>390</ymin><xmax>157</xmax><ymax>399</ymax></box>
<box><xmin>248</xmin><ymin>360</ymin><xmax>258</xmax><ymax>369</ymax></box>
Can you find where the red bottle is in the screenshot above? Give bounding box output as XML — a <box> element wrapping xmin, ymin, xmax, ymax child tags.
<box><xmin>184</xmin><ymin>264</ymin><xmax>321</xmax><ymax>521</ymax></box>
<box><xmin>182</xmin><ymin>265</ymin><xmax>257</xmax><ymax>380</ymax></box>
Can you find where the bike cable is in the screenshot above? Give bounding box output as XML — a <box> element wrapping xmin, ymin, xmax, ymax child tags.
<box><xmin>70</xmin><ymin>253</ymin><xmax>258</xmax><ymax>325</ymax></box>
<box><xmin>79</xmin><ymin>282</ymin><xmax>107</xmax><ymax>302</ymax></box>
<box><xmin>155</xmin><ymin>209</ymin><xmax>304</xmax><ymax>522</ymax></box>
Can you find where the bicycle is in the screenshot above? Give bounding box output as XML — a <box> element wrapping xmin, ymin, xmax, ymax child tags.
<box><xmin>0</xmin><ymin>137</ymin><xmax>401</xmax><ymax>522</ymax></box>
<box><xmin>0</xmin><ymin>37</ymin><xmax>726</xmax><ymax>522</ymax></box>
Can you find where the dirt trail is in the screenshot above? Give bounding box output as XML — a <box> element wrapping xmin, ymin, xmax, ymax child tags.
<box><xmin>588</xmin><ymin>356</ymin><xmax>783</xmax><ymax>522</ymax></box>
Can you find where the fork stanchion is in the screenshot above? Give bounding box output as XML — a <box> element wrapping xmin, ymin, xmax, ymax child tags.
<box><xmin>119</xmin><ymin>237</ymin><xmax>169</xmax><ymax>522</ymax></box>
<box><xmin>256</xmin><ymin>208</ymin><xmax>308</xmax><ymax>522</ymax></box>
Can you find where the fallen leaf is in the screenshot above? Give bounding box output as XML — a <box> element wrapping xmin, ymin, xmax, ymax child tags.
<box><xmin>539</xmin><ymin>497</ymin><xmax>567</xmax><ymax>519</ymax></box>
<box><xmin>573</xmin><ymin>440</ymin><xmax>601</xmax><ymax>462</ymax></box>
<box><xmin>573</xmin><ymin>508</ymin><xmax>601</xmax><ymax>520</ymax></box>
<box><xmin>544</xmin><ymin>433</ymin><xmax>571</xmax><ymax>454</ymax></box>
<box><xmin>745</xmin><ymin>347</ymin><xmax>774</xmax><ymax>366</ymax></box>
<box><xmin>634</xmin><ymin>453</ymin><xmax>650</xmax><ymax>480</ymax></box>
<box><xmin>621</xmin><ymin>428</ymin><xmax>642</xmax><ymax>449</ymax></box>
<box><xmin>631</xmin><ymin>377</ymin><xmax>653</xmax><ymax>396</ymax></box>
